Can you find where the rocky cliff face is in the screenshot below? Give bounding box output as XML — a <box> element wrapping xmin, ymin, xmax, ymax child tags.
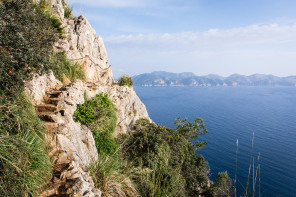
<box><xmin>25</xmin><ymin>1</ymin><xmax>150</xmax><ymax>196</ymax></box>
<box><xmin>51</xmin><ymin>0</ymin><xmax>113</xmax><ymax>85</ymax></box>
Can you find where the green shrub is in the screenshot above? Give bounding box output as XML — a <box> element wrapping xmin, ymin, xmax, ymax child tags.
<box><xmin>119</xmin><ymin>118</ymin><xmax>209</xmax><ymax>197</ymax></box>
<box><xmin>93</xmin><ymin>131</ymin><xmax>118</xmax><ymax>155</ymax></box>
<box><xmin>0</xmin><ymin>0</ymin><xmax>56</xmax><ymax>99</ymax></box>
<box><xmin>118</xmin><ymin>75</ymin><xmax>134</xmax><ymax>87</ymax></box>
<box><xmin>52</xmin><ymin>52</ymin><xmax>86</xmax><ymax>83</ymax></box>
<box><xmin>74</xmin><ymin>93</ymin><xmax>117</xmax><ymax>155</ymax></box>
<box><xmin>0</xmin><ymin>93</ymin><xmax>51</xmax><ymax>196</ymax></box>
<box><xmin>74</xmin><ymin>93</ymin><xmax>115</xmax><ymax>125</ymax></box>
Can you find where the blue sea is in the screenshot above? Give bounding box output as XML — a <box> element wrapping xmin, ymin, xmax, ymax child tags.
<box><xmin>134</xmin><ymin>86</ymin><xmax>296</xmax><ymax>197</ymax></box>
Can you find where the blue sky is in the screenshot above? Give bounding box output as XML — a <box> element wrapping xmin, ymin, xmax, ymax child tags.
<box><xmin>68</xmin><ymin>0</ymin><xmax>296</xmax><ymax>78</ymax></box>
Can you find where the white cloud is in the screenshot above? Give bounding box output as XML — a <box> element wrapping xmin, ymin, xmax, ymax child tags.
<box><xmin>105</xmin><ymin>23</ymin><xmax>296</xmax><ymax>49</ymax></box>
<box><xmin>104</xmin><ymin>23</ymin><xmax>296</xmax><ymax>77</ymax></box>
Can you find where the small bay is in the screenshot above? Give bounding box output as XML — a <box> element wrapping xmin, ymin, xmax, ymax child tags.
<box><xmin>134</xmin><ymin>86</ymin><xmax>296</xmax><ymax>197</ymax></box>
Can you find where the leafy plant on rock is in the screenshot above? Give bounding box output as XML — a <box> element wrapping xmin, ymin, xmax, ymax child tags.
<box><xmin>74</xmin><ymin>93</ymin><xmax>118</xmax><ymax>155</ymax></box>
<box><xmin>118</xmin><ymin>75</ymin><xmax>134</xmax><ymax>87</ymax></box>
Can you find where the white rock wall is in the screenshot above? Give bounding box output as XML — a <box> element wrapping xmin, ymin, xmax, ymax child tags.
<box><xmin>50</xmin><ymin>0</ymin><xmax>113</xmax><ymax>85</ymax></box>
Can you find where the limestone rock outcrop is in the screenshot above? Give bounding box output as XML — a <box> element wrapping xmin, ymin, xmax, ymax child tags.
<box><xmin>48</xmin><ymin>0</ymin><xmax>113</xmax><ymax>84</ymax></box>
<box><xmin>25</xmin><ymin>71</ymin><xmax>63</xmax><ymax>105</ymax></box>
<box><xmin>33</xmin><ymin>79</ymin><xmax>150</xmax><ymax>196</ymax></box>
<box><xmin>25</xmin><ymin>1</ymin><xmax>151</xmax><ymax>196</ymax></box>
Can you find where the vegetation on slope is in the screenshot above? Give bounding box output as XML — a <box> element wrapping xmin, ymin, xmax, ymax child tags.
<box><xmin>74</xmin><ymin>93</ymin><xmax>118</xmax><ymax>155</ymax></box>
<box><xmin>0</xmin><ymin>93</ymin><xmax>51</xmax><ymax>196</ymax></box>
<box><xmin>0</xmin><ymin>0</ymin><xmax>55</xmax><ymax>194</ymax></box>
<box><xmin>75</xmin><ymin>93</ymin><xmax>140</xmax><ymax>196</ymax></box>
<box><xmin>52</xmin><ymin>52</ymin><xmax>86</xmax><ymax>84</ymax></box>
<box><xmin>119</xmin><ymin>118</ymin><xmax>211</xmax><ymax>196</ymax></box>
<box><xmin>38</xmin><ymin>0</ymin><xmax>66</xmax><ymax>38</ymax></box>
<box><xmin>0</xmin><ymin>0</ymin><xmax>84</xmax><ymax>195</ymax></box>
<box><xmin>74</xmin><ymin>92</ymin><xmax>233</xmax><ymax>196</ymax></box>
<box><xmin>0</xmin><ymin>0</ymin><xmax>56</xmax><ymax>99</ymax></box>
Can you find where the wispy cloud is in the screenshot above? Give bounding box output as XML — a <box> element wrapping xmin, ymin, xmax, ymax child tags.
<box><xmin>104</xmin><ymin>23</ymin><xmax>296</xmax><ymax>77</ymax></box>
<box><xmin>105</xmin><ymin>23</ymin><xmax>296</xmax><ymax>49</ymax></box>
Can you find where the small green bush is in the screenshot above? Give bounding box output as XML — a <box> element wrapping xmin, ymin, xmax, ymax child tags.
<box><xmin>93</xmin><ymin>132</ymin><xmax>118</xmax><ymax>155</ymax></box>
<box><xmin>0</xmin><ymin>93</ymin><xmax>51</xmax><ymax>196</ymax></box>
<box><xmin>74</xmin><ymin>93</ymin><xmax>115</xmax><ymax>125</ymax></box>
<box><xmin>74</xmin><ymin>93</ymin><xmax>117</xmax><ymax>155</ymax></box>
<box><xmin>118</xmin><ymin>75</ymin><xmax>134</xmax><ymax>87</ymax></box>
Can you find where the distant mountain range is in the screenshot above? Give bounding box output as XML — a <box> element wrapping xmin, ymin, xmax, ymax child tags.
<box><xmin>132</xmin><ymin>71</ymin><xmax>296</xmax><ymax>87</ymax></box>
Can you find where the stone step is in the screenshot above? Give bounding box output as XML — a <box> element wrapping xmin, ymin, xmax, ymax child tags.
<box><xmin>44</xmin><ymin>122</ymin><xmax>57</xmax><ymax>131</ymax></box>
<box><xmin>47</xmin><ymin>91</ymin><xmax>63</xmax><ymax>98</ymax></box>
<box><xmin>37</xmin><ymin>104</ymin><xmax>57</xmax><ymax>112</ymax></box>
<box><xmin>47</xmin><ymin>98</ymin><xmax>61</xmax><ymax>105</ymax></box>
<box><xmin>38</xmin><ymin>112</ymin><xmax>57</xmax><ymax>122</ymax></box>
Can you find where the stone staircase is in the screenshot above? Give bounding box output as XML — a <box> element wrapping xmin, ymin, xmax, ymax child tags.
<box><xmin>36</xmin><ymin>90</ymin><xmax>63</xmax><ymax>132</ymax></box>
<box><xmin>37</xmin><ymin>88</ymin><xmax>101</xmax><ymax>197</ymax></box>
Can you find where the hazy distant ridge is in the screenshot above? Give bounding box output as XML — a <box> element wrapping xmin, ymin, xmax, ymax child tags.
<box><xmin>132</xmin><ymin>71</ymin><xmax>296</xmax><ymax>87</ymax></box>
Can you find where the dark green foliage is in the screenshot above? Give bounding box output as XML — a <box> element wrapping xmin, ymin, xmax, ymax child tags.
<box><xmin>0</xmin><ymin>93</ymin><xmax>51</xmax><ymax>196</ymax></box>
<box><xmin>51</xmin><ymin>52</ymin><xmax>86</xmax><ymax>83</ymax></box>
<box><xmin>74</xmin><ymin>93</ymin><xmax>118</xmax><ymax>155</ymax></box>
<box><xmin>0</xmin><ymin>0</ymin><xmax>56</xmax><ymax>99</ymax></box>
<box><xmin>74</xmin><ymin>93</ymin><xmax>115</xmax><ymax>124</ymax></box>
<box><xmin>119</xmin><ymin>118</ymin><xmax>209</xmax><ymax>197</ymax></box>
<box><xmin>118</xmin><ymin>75</ymin><xmax>134</xmax><ymax>87</ymax></box>
<box><xmin>93</xmin><ymin>132</ymin><xmax>118</xmax><ymax>155</ymax></box>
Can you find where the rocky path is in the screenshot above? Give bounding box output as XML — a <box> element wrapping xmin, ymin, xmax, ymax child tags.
<box><xmin>37</xmin><ymin>88</ymin><xmax>101</xmax><ymax>197</ymax></box>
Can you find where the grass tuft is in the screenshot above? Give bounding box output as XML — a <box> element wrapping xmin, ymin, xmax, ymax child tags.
<box><xmin>0</xmin><ymin>92</ymin><xmax>51</xmax><ymax>196</ymax></box>
<box><xmin>51</xmin><ymin>52</ymin><xmax>86</xmax><ymax>84</ymax></box>
<box><xmin>89</xmin><ymin>153</ymin><xmax>140</xmax><ymax>197</ymax></box>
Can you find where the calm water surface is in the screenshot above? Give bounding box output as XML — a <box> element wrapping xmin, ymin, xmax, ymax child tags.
<box><xmin>134</xmin><ymin>86</ymin><xmax>296</xmax><ymax>197</ymax></box>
